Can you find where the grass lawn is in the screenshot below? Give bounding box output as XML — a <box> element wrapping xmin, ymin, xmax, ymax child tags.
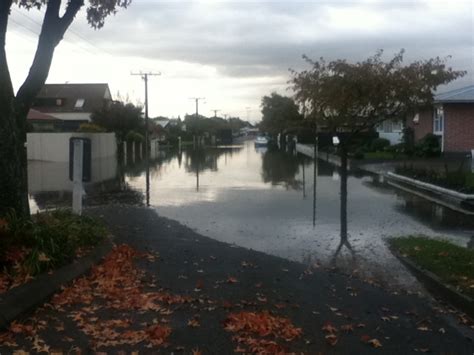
<box><xmin>363</xmin><ymin>151</ymin><xmax>408</xmax><ymax>160</ymax></box>
<box><xmin>390</xmin><ymin>236</ymin><xmax>474</xmax><ymax>298</ymax></box>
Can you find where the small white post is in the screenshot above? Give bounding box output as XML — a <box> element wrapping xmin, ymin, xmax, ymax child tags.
<box><xmin>123</xmin><ymin>142</ymin><xmax>127</xmax><ymax>164</ymax></box>
<box><xmin>471</xmin><ymin>149</ymin><xmax>474</xmax><ymax>173</ymax></box>
<box><xmin>132</xmin><ymin>142</ymin><xmax>136</xmax><ymax>163</ymax></box>
<box><xmin>72</xmin><ymin>139</ymin><xmax>84</xmax><ymax>215</ymax></box>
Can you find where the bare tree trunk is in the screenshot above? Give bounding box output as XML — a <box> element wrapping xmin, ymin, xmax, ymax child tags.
<box><xmin>0</xmin><ymin>109</ymin><xmax>30</xmax><ymax>218</ymax></box>
<box><xmin>0</xmin><ymin>0</ymin><xmax>83</xmax><ymax>218</ymax></box>
<box><xmin>0</xmin><ymin>0</ymin><xmax>29</xmax><ymax>217</ymax></box>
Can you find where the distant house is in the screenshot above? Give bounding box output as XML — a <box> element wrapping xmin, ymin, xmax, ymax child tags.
<box><xmin>153</xmin><ymin>118</ymin><xmax>170</xmax><ymax>129</ymax></box>
<box><xmin>27</xmin><ymin>109</ymin><xmax>60</xmax><ymax>132</ymax></box>
<box><xmin>29</xmin><ymin>83</ymin><xmax>112</xmax><ymax>131</ymax></box>
<box><xmin>407</xmin><ymin>85</ymin><xmax>474</xmax><ymax>153</ymax></box>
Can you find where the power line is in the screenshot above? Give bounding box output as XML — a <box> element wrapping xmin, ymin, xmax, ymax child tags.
<box><xmin>9</xmin><ymin>15</ymin><xmax>93</xmax><ymax>58</ymax></box>
<box><xmin>9</xmin><ymin>17</ymin><xmax>39</xmax><ymax>38</ymax></box>
<box><xmin>12</xmin><ymin>8</ymin><xmax>114</xmax><ymax>58</ymax></box>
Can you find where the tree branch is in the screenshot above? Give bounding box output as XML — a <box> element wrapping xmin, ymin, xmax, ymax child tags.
<box><xmin>60</xmin><ymin>0</ymin><xmax>84</xmax><ymax>31</ymax></box>
<box><xmin>15</xmin><ymin>0</ymin><xmax>84</xmax><ymax>116</ymax></box>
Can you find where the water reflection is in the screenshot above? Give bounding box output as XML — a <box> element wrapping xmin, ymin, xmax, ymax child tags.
<box><xmin>261</xmin><ymin>147</ymin><xmax>307</xmax><ymax>189</ymax></box>
<box><xmin>28</xmin><ymin>159</ymin><xmax>145</xmax><ymax>212</ymax></box>
<box><xmin>28</xmin><ymin>139</ymin><xmax>474</xmax><ymax>289</ymax></box>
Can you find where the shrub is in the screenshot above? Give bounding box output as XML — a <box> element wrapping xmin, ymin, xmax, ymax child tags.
<box><xmin>78</xmin><ymin>123</ymin><xmax>106</xmax><ymax>133</ymax></box>
<box><xmin>370</xmin><ymin>138</ymin><xmax>391</xmax><ymax>152</ymax></box>
<box><xmin>352</xmin><ymin>148</ymin><xmax>365</xmax><ymax>160</ymax></box>
<box><xmin>1</xmin><ymin>210</ymin><xmax>106</xmax><ymax>276</ymax></box>
<box><xmin>126</xmin><ymin>130</ymin><xmax>145</xmax><ymax>142</ymax></box>
<box><xmin>401</xmin><ymin>127</ymin><xmax>415</xmax><ymax>155</ymax></box>
<box><xmin>415</xmin><ymin>133</ymin><xmax>441</xmax><ymax>157</ymax></box>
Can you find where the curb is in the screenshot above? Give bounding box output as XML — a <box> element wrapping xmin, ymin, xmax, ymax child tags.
<box><xmin>0</xmin><ymin>239</ymin><xmax>113</xmax><ymax>330</ymax></box>
<box><xmin>387</xmin><ymin>172</ymin><xmax>474</xmax><ymax>206</ymax></box>
<box><xmin>390</xmin><ymin>246</ymin><xmax>474</xmax><ymax>318</ymax></box>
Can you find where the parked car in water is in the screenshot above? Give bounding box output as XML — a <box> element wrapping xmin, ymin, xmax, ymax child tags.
<box><xmin>254</xmin><ymin>134</ymin><xmax>269</xmax><ymax>147</ymax></box>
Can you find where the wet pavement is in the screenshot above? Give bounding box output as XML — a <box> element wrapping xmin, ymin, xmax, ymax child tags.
<box><xmin>4</xmin><ymin>205</ymin><xmax>474</xmax><ymax>354</ymax></box>
<box><xmin>28</xmin><ymin>139</ymin><xmax>474</xmax><ymax>290</ymax></box>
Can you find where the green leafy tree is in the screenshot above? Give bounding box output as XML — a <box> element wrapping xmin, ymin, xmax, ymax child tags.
<box><xmin>91</xmin><ymin>101</ymin><xmax>144</xmax><ymax>143</ymax></box>
<box><xmin>184</xmin><ymin>114</ymin><xmax>230</xmax><ymax>135</ymax></box>
<box><xmin>291</xmin><ymin>50</ymin><xmax>464</xmax><ymax>145</ymax></box>
<box><xmin>0</xmin><ymin>0</ymin><xmax>131</xmax><ymax>218</ymax></box>
<box><xmin>291</xmin><ymin>49</ymin><xmax>464</xmax><ymax>251</ymax></box>
<box><xmin>260</xmin><ymin>93</ymin><xmax>302</xmax><ymax>136</ymax></box>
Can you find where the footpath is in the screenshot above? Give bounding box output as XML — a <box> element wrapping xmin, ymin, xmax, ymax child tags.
<box><xmin>0</xmin><ymin>205</ymin><xmax>473</xmax><ymax>354</ymax></box>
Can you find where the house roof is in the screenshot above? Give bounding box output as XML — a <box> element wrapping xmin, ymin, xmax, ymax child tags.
<box><xmin>33</xmin><ymin>83</ymin><xmax>111</xmax><ymax>113</ymax></box>
<box><xmin>27</xmin><ymin>109</ymin><xmax>59</xmax><ymax>121</ymax></box>
<box><xmin>154</xmin><ymin>119</ymin><xmax>170</xmax><ymax>128</ymax></box>
<box><xmin>434</xmin><ymin>85</ymin><xmax>474</xmax><ymax>103</ymax></box>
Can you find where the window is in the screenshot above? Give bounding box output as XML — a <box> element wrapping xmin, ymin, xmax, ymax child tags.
<box><xmin>381</xmin><ymin>120</ymin><xmax>402</xmax><ymax>133</ymax></box>
<box><xmin>433</xmin><ymin>105</ymin><xmax>444</xmax><ymax>133</ymax></box>
<box><xmin>392</xmin><ymin>121</ymin><xmax>403</xmax><ymax>132</ymax></box>
<box><xmin>74</xmin><ymin>98</ymin><xmax>85</xmax><ymax>109</ymax></box>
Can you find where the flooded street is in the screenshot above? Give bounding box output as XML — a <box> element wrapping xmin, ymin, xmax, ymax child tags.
<box><xmin>29</xmin><ymin>139</ymin><xmax>474</xmax><ymax>289</ymax></box>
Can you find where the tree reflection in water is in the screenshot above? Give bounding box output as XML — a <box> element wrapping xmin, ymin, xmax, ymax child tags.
<box><xmin>185</xmin><ymin>147</ymin><xmax>241</xmax><ymax>191</ymax></box>
<box><xmin>330</xmin><ymin>147</ymin><xmax>356</xmax><ymax>265</ymax></box>
<box><xmin>261</xmin><ymin>147</ymin><xmax>307</xmax><ymax>190</ymax></box>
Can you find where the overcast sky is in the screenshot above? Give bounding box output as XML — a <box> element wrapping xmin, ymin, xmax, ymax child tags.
<box><xmin>7</xmin><ymin>0</ymin><xmax>474</xmax><ymax>122</ymax></box>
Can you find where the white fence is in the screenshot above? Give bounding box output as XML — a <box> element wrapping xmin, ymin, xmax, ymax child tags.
<box><xmin>27</xmin><ymin>133</ymin><xmax>116</xmax><ymax>162</ymax></box>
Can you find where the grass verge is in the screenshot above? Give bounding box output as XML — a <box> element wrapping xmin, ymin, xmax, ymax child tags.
<box><xmin>363</xmin><ymin>151</ymin><xmax>408</xmax><ymax>160</ymax></box>
<box><xmin>0</xmin><ymin>210</ymin><xmax>107</xmax><ymax>294</ymax></box>
<box><xmin>394</xmin><ymin>167</ymin><xmax>474</xmax><ymax>194</ymax></box>
<box><xmin>390</xmin><ymin>236</ymin><xmax>474</xmax><ymax>298</ymax></box>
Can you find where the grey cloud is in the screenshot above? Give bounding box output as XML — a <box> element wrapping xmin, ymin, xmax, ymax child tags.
<box><xmin>64</xmin><ymin>0</ymin><xmax>472</xmax><ymax>85</ymax></box>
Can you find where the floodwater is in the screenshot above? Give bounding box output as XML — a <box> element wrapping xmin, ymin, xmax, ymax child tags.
<box><xmin>28</xmin><ymin>139</ymin><xmax>474</xmax><ymax>289</ymax></box>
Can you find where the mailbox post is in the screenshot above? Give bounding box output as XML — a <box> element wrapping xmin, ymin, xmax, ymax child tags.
<box><xmin>69</xmin><ymin>137</ymin><xmax>91</xmax><ymax>215</ymax></box>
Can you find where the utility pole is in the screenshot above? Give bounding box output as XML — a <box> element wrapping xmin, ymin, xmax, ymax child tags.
<box><xmin>211</xmin><ymin>109</ymin><xmax>221</xmax><ymax>118</ymax></box>
<box><xmin>189</xmin><ymin>97</ymin><xmax>205</xmax><ymax>118</ymax></box>
<box><xmin>131</xmin><ymin>71</ymin><xmax>161</xmax><ymax>206</ymax></box>
<box><xmin>131</xmin><ymin>72</ymin><xmax>161</xmax><ymax>156</ymax></box>
<box><xmin>245</xmin><ymin>107</ymin><xmax>251</xmax><ymax>121</ymax></box>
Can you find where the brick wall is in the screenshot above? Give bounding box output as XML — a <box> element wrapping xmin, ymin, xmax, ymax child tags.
<box><xmin>407</xmin><ymin>109</ymin><xmax>433</xmax><ymax>141</ymax></box>
<box><xmin>444</xmin><ymin>103</ymin><xmax>474</xmax><ymax>153</ymax></box>
<box><xmin>407</xmin><ymin>104</ymin><xmax>474</xmax><ymax>153</ymax></box>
